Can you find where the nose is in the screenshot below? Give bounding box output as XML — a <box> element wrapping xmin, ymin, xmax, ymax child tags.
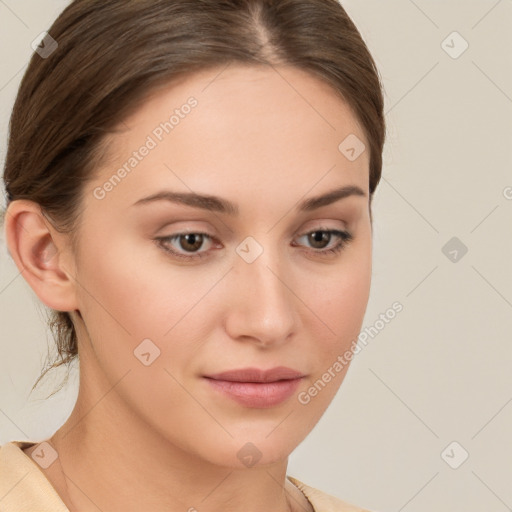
<box><xmin>223</xmin><ymin>245</ymin><xmax>298</xmax><ymax>348</ymax></box>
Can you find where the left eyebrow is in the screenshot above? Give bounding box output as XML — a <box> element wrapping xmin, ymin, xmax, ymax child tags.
<box><xmin>132</xmin><ymin>184</ymin><xmax>367</xmax><ymax>214</ymax></box>
<box><xmin>297</xmin><ymin>185</ymin><xmax>367</xmax><ymax>211</ymax></box>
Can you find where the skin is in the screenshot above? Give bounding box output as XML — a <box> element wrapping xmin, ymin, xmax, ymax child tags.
<box><xmin>5</xmin><ymin>63</ymin><xmax>372</xmax><ymax>512</ymax></box>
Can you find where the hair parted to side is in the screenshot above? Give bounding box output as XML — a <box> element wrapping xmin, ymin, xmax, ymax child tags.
<box><xmin>1</xmin><ymin>0</ymin><xmax>386</xmax><ymax>395</ymax></box>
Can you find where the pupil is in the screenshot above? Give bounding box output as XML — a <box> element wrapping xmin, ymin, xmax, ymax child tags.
<box><xmin>181</xmin><ymin>234</ymin><xmax>203</xmax><ymax>251</ymax></box>
<box><xmin>309</xmin><ymin>231</ymin><xmax>329</xmax><ymax>249</ymax></box>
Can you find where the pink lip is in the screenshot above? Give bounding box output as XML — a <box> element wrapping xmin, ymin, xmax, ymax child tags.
<box><xmin>203</xmin><ymin>366</ymin><xmax>305</xmax><ymax>408</ymax></box>
<box><xmin>205</xmin><ymin>366</ymin><xmax>304</xmax><ymax>383</ymax></box>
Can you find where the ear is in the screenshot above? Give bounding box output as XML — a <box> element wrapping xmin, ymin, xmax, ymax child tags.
<box><xmin>3</xmin><ymin>200</ymin><xmax>79</xmax><ymax>312</ymax></box>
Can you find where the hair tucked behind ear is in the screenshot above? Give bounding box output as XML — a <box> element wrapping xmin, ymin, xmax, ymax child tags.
<box><xmin>1</xmin><ymin>0</ymin><xmax>386</xmax><ymax>395</ymax></box>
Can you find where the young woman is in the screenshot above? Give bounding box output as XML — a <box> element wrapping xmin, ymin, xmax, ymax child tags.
<box><xmin>0</xmin><ymin>0</ymin><xmax>385</xmax><ymax>510</ymax></box>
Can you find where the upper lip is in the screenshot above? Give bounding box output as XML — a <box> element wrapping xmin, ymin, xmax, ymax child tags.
<box><xmin>204</xmin><ymin>366</ymin><xmax>305</xmax><ymax>383</ymax></box>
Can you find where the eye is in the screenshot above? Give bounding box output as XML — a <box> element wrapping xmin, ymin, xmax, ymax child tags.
<box><xmin>293</xmin><ymin>228</ymin><xmax>354</xmax><ymax>257</ymax></box>
<box><xmin>155</xmin><ymin>227</ymin><xmax>354</xmax><ymax>262</ymax></box>
<box><xmin>155</xmin><ymin>232</ymin><xmax>216</xmax><ymax>261</ymax></box>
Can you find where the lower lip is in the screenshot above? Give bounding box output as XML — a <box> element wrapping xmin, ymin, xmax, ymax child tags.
<box><xmin>204</xmin><ymin>377</ymin><xmax>303</xmax><ymax>408</ymax></box>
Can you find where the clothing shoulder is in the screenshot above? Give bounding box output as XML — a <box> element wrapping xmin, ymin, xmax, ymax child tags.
<box><xmin>288</xmin><ymin>476</ymin><xmax>373</xmax><ymax>512</ymax></box>
<box><xmin>0</xmin><ymin>440</ymin><xmax>70</xmax><ymax>512</ymax></box>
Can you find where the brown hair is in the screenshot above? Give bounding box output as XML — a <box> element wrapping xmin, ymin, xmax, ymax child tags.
<box><xmin>1</xmin><ymin>0</ymin><xmax>386</xmax><ymax>395</ymax></box>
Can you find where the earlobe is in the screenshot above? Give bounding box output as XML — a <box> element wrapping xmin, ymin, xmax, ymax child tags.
<box><xmin>4</xmin><ymin>200</ymin><xmax>79</xmax><ymax>312</ymax></box>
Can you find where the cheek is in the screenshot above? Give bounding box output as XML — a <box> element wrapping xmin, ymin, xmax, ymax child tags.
<box><xmin>74</xmin><ymin>233</ymin><xmax>223</xmax><ymax>374</ymax></box>
<box><xmin>308</xmin><ymin>244</ymin><xmax>372</xmax><ymax>351</ymax></box>
<box><xmin>295</xmin><ymin>251</ymin><xmax>371</xmax><ymax>411</ymax></box>
<box><xmin>328</xmin><ymin>267</ymin><xmax>370</xmax><ymax>332</ymax></box>
<box><xmin>77</xmin><ymin>232</ymin><xmax>201</xmax><ymax>331</ymax></box>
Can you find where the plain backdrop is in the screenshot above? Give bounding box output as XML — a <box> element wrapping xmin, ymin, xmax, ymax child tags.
<box><xmin>1</xmin><ymin>1</ymin><xmax>511</xmax><ymax>511</ymax></box>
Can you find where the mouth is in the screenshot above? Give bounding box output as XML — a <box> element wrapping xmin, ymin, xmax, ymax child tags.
<box><xmin>204</xmin><ymin>366</ymin><xmax>305</xmax><ymax>383</ymax></box>
<box><xmin>202</xmin><ymin>367</ymin><xmax>306</xmax><ymax>408</ymax></box>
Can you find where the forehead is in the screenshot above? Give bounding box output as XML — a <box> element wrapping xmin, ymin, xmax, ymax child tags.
<box><xmin>89</xmin><ymin>64</ymin><xmax>369</xmax><ymax>209</ymax></box>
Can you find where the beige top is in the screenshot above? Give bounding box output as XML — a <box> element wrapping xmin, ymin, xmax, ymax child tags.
<box><xmin>0</xmin><ymin>441</ymin><xmax>371</xmax><ymax>511</ymax></box>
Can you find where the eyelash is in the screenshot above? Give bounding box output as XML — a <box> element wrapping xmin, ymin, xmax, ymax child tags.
<box><xmin>155</xmin><ymin>228</ymin><xmax>353</xmax><ymax>262</ymax></box>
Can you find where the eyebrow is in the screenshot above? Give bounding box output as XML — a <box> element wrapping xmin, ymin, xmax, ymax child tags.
<box><xmin>132</xmin><ymin>184</ymin><xmax>366</xmax><ymax>214</ymax></box>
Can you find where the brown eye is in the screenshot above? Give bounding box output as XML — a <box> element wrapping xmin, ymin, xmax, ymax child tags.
<box><xmin>178</xmin><ymin>233</ymin><xmax>205</xmax><ymax>252</ymax></box>
<box><xmin>156</xmin><ymin>232</ymin><xmax>216</xmax><ymax>261</ymax></box>
<box><xmin>294</xmin><ymin>228</ymin><xmax>354</xmax><ymax>257</ymax></box>
<box><xmin>307</xmin><ymin>231</ymin><xmax>332</xmax><ymax>249</ymax></box>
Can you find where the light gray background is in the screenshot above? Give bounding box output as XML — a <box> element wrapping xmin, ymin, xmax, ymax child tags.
<box><xmin>1</xmin><ymin>1</ymin><xmax>511</xmax><ymax>511</ymax></box>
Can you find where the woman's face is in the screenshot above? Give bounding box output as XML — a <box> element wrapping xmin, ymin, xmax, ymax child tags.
<box><xmin>67</xmin><ymin>64</ymin><xmax>372</xmax><ymax>467</ymax></box>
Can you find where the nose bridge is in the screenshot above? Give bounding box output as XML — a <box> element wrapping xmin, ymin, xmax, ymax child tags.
<box><xmin>226</xmin><ymin>237</ymin><xmax>297</xmax><ymax>344</ymax></box>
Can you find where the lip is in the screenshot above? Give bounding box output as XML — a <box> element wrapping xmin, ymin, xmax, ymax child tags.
<box><xmin>203</xmin><ymin>366</ymin><xmax>305</xmax><ymax>408</ymax></box>
<box><xmin>205</xmin><ymin>366</ymin><xmax>305</xmax><ymax>383</ymax></box>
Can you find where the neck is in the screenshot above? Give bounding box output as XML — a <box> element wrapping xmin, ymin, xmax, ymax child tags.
<box><xmin>42</xmin><ymin>371</ymin><xmax>310</xmax><ymax>512</ymax></box>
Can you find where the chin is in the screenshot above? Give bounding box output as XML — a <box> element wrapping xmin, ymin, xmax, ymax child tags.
<box><xmin>203</xmin><ymin>429</ymin><xmax>302</xmax><ymax>469</ymax></box>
